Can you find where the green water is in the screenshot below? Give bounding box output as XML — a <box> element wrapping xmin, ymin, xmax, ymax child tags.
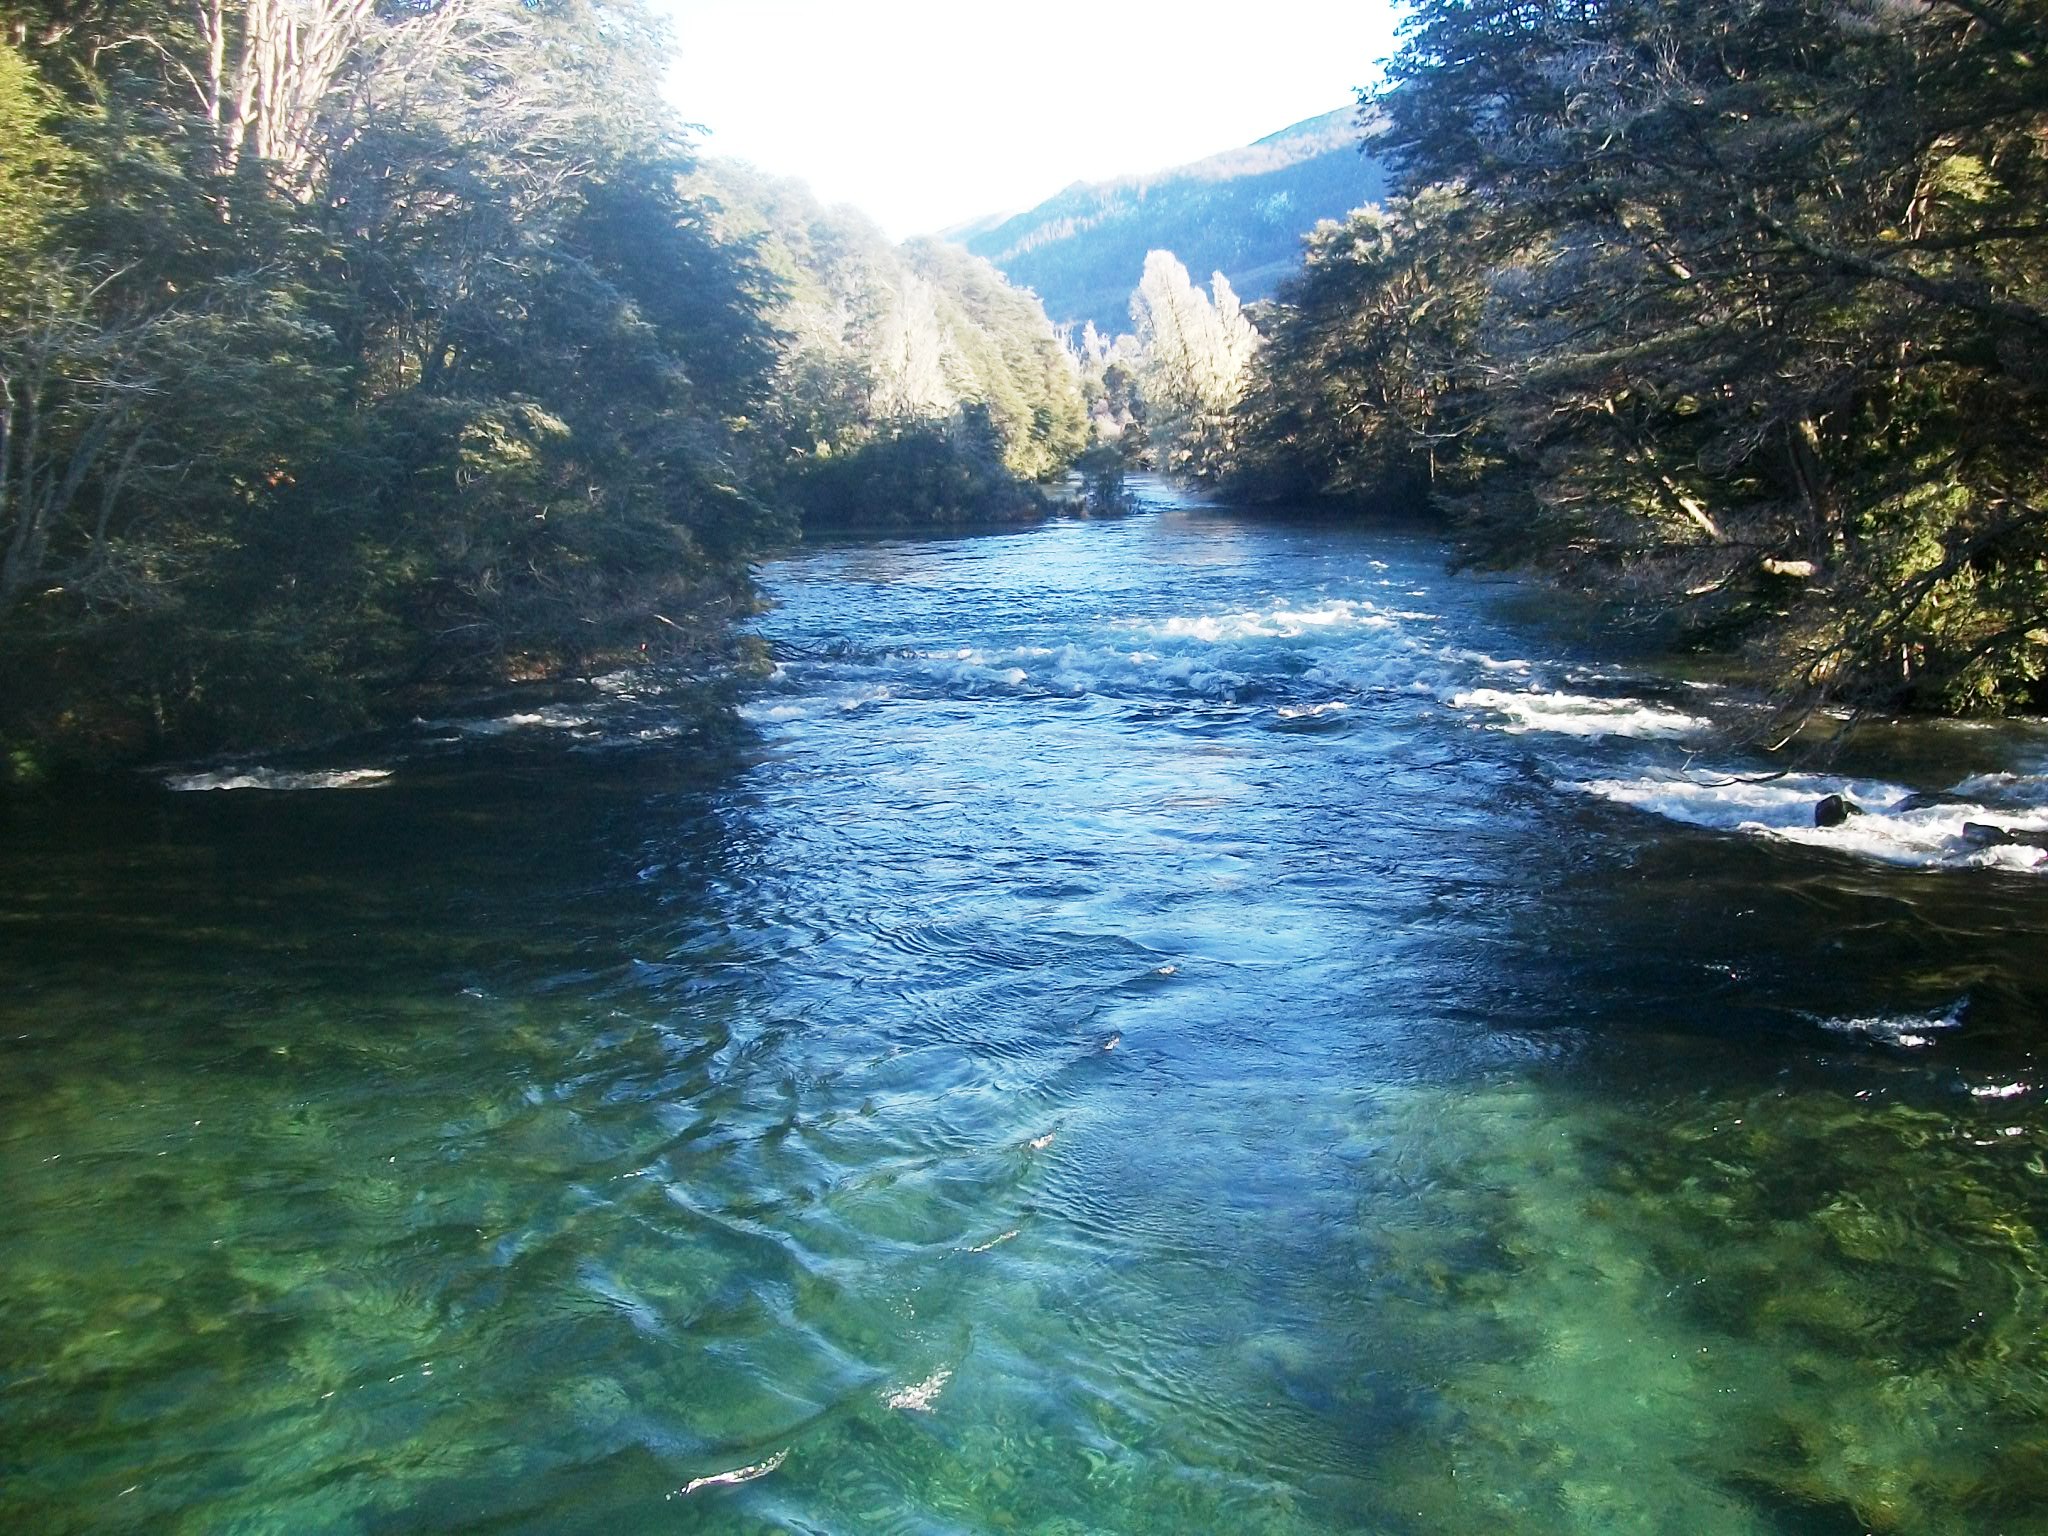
<box><xmin>5</xmin><ymin>500</ymin><xmax>2047</xmax><ymax>1533</ymax></box>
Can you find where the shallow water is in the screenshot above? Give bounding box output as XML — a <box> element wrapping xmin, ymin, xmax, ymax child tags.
<box><xmin>6</xmin><ymin>485</ymin><xmax>2048</xmax><ymax>1534</ymax></box>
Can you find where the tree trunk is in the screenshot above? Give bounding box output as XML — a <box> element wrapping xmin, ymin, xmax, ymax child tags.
<box><xmin>217</xmin><ymin>0</ymin><xmax>377</xmax><ymax>194</ymax></box>
<box><xmin>1786</xmin><ymin>415</ymin><xmax>1842</xmax><ymax>560</ymax></box>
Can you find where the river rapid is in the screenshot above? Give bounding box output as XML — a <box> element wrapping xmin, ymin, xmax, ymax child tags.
<box><xmin>5</xmin><ymin>482</ymin><xmax>2048</xmax><ymax>1534</ymax></box>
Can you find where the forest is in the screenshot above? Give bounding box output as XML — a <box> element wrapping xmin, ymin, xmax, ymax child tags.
<box><xmin>8</xmin><ymin>0</ymin><xmax>2048</xmax><ymax>757</ymax></box>
<box><xmin>0</xmin><ymin>0</ymin><xmax>1085</xmax><ymax>772</ymax></box>
<box><xmin>1016</xmin><ymin>0</ymin><xmax>2048</xmax><ymax>721</ymax></box>
<box><xmin>1221</xmin><ymin>0</ymin><xmax>2048</xmax><ymax>720</ymax></box>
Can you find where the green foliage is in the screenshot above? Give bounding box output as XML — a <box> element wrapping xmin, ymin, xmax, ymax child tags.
<box><xmin>1127</xmin><ymin>250</ymin><xmax>1261</xmax><ymax>481</ymax></box>
<box><xmin>901</xmin><ymin>239</ymin><xmax>1089</xmax><ymax>481</ymax></box>
<box><xmin>1235</xmin><ymin>0</ymin><xmax>2048</xmax><ymax>716</ymax></box>
<box><xmin>0</xmin><ymin>42</ymin><xmax>70</xmax><ymax>280</ymax></box>
<box><xmin>8</xmin><ymin>0</ymin><xmax>1089</xmax><ymax>762</ymax></box>
<box><xmin>792</xmin><ymin>410</ymin><xmax>1050</xmax><ymax>532</ymax></box>
<box><xmin>1230</xmin><ymin>188</ymin><xmax>1488</xmax><ymax>509</ymax></box>
<box><xmin>699</xmin><ymin>163</ymin><xmax>1087</xmax><ymax>525</ymax></box>
<box><xmin>1076</xmin><ymin>444</ymin><xmax>1134</xmax><ymax>516</ymax></box>
<box><xmin>4</xmin><ymin>0</ymin><xmax>786</xmax><ymax>765</ymax></box>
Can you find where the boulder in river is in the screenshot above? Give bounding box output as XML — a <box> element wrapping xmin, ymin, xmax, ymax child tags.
<box><xmin>1962</xmin><ymin>821</ymin><xmax>2048</xmax><ymax>852</ymax></box>
<box><xmin>1893</xmin><ymin>791</ymin><xmax>1951</xmax><ymax>813</ymax></box>
<box><xmin>1815</xmin><ymin>794</ymin><xmax>1865</xmax><ymax>828</ymax></box>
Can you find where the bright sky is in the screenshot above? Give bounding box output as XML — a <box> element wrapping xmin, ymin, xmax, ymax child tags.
<box><xmin>662</xmin><ymin>2</ymin><xmax>1406</xmax><ymax>239</ymax></box>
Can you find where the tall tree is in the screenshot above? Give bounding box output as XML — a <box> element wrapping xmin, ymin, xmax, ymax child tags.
<box><xmin>1235</xmin><ymin>0</ymin><xmax>2048</xmax><ymax>715</ymax></box>
<box><xmin>1</xmin><ymin>0</ymin><xmax>789</xmax><ymax>759</ymax></box>
<box><xmin>1230</xmin><ymin>188</ymin><xmax>1491</xmax><ymax>507</ymax></box>
<box><xmin>1129</xmin><ymin>250</ymin><xmax>1260</xmax><ymax>480</ymax></box>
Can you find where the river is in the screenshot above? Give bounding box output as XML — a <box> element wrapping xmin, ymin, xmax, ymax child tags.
<box><xmin>5</xmin><ymin>483</ymin><xmax>2047</xmax><ymax>1534</ymax></box>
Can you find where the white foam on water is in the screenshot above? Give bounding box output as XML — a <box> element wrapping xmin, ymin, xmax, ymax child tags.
<box><xmin>1452</xmin><ymin>688</ymin><xmax>1711</xmax><ymax>740</ymax></box>
<box><xmin>835</xmin><ymin>646</ymin><xmax>1041</xmax><ymax>697</ymax></box>
<box><xmin>1814</xmin><ymin>999</ymin><xmax>1967</xmax><ymax>1050</ymax></box>
<box><xmin>797</xmin><ymin>638</ymin><xmax>1270</xmax><ymax>705</ymax></box>
<box><xmin>1126</xmin><ymin>599</ymin><xmax>1407</xmax><ymax>644</ymax></box>
<box><xmin>1574</xmin><ymin>772</ymin><xmax>2048</xmax><ymax>873</ymax></box>
<box><xmin>836</xmin><ymin>685</ymin><xmax>893</xmax><ymax>713</ymax></box>
<box><xmin>1298</xmin><ymin>638</ymin><xmax>1493</xmax><ymax>700</ymax></box>
<box><xmin>1968</xmin><ymin>1081</ymin><xmax>2031</xmax><ymax>1100</ymax></box>
<box><xmin>1951</xmin><ymin>770</ymin><xmax>2048</xmax><ymax>804</ymax></box>
<box><xmin>1445</xmin><ymin>648</ymin><xmax>1534</xmax><ymax>674</ymax></box>
<box><xmin>434</xmin><ymin>705</ymin><xmax>598</xmax><ymax>737</ymax></box>
<box><xmin>1150</xmin><ymin>654</ymin><xmax>1251</xmax><ymax>696</ymax></box>
<box><xmin>884</xmin><ymin>1369</ymin><xmax>952</xmax><ymax>1412</ymax></box>
<box><xmin>164</xmin><ymin>767</ymin><xmax>393</xmax><ymax>792</ymax></box>
<box><xmin>1276</xmin><ymin>702</ymin><xmax>1352</xmax><ymax>721</ymax></box>
<box><xmin>739</xmin><ymin>701</ymin><xmax>811</xmax><ymax>724</ymax></box>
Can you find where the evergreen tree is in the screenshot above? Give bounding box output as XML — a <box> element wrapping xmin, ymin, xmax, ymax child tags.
<box><xmin>1238</xmin><ymin>0</ymin><xmax>2048</xmax><ymax>716</ymax></box>
<box><xmin>1230</xmin><ymin>189</ymin><xmax>1490</xmax><ymax>507</ymax></box>
<box><xmin>1</xmin><ymin>0</ymin><xmax>784</xmax><ymax>759</ymax></box>
<box><xmin>698</xmin><ymin>165</ymin><xmax>1088</xmax><ymax>528</ymax></box>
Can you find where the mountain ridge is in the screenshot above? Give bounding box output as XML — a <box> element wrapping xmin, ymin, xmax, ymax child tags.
<box><xmin>949</xmin><ymin>108</ymin><xmax>1389</xmax><ymax>335</ymax></box>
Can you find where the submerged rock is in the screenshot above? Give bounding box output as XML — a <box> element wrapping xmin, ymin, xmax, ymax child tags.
<box><xmin>1815</xmin><ymin>794</ymin><xmax>1865</xmax><ymax>828</ymax></box>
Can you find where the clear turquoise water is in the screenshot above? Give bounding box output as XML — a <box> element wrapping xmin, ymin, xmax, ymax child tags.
<box><xmin>5</xmin><ymin>490</ymin><xmax>2048</xmax><ymax>1534</ymax></box>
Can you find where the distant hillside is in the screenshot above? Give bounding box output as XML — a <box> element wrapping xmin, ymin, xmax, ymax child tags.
<box><xmin>692</xmin><ymin>163</ymin><xmax>1088</xmax><ymax>482</ymax></box>
<box><xmin>952</xmin><ymin>109</ymin><xmax>1389</xmax><ymax>336</ymax></box>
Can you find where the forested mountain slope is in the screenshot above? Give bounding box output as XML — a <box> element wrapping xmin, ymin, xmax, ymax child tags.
<box><xmin>694</xmin><ymin>164</ymin><xmax>1089</xmax><ymax>528</ymax></box>
<box><xmin>952</xmin><ymin>110</ymin><xmax>1389</xmax><ymax>334</ymax></box>
<box><xmin>696</xmin><ymin>165</ymin><xmax>1086</xmax><ymax>482</ymax></box>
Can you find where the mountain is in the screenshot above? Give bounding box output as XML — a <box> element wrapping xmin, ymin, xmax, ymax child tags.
<box><xmin>950</xmin><ymin>109</ymin><xmax>1389</xmax><ymax>336</ymax></box>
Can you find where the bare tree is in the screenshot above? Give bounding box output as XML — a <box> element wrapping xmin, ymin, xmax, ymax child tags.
<box><xmin>199</xmin><ymin>0</ymin><xmax>379</xmax><ymax>190</ymax></box>
<box><xmin>0</xmin><ymin>265</ymin><xmax>166</xmax><ymax>612</ymax></box>
<box><xmin>1131</xmin><ymin>250</ymin><xmax>1260</xmax><ymax>478</ymax></box>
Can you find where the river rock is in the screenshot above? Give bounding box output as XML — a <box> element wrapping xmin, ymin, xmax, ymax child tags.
<box><xmin>1814</xmin><ymin>794</ymin><xmax>1865</xmax><ymax>828</ymax></box>
<box><xmin>1963</xmin><ymin>821</ymin><xmax>2015</xmax><ymax>848</ymax></box>
<box><xmin>1963</xmin><ymin>821</ymin><xmax>2048</xmax><ymax>852</ymax></box>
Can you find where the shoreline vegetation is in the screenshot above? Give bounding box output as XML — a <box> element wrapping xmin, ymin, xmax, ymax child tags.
<box><xmin>7</xmin><ymin>1</ymin><xmax>2046</xmax><ymax>784</ymax></box>
<box><xmin>1227</xmin><ymin>2</ymin><xmax>2048</xmax><ymax>726</ymax></box>
<box><xmin>1066</xmin><ymin>3</ymin><xmax>2048</xmax><ymax>732</ymax></box>
<box><xmin>0</xmin><ymin>0</ymin><xmax>1088</xmax><ymax>778</ymax></box>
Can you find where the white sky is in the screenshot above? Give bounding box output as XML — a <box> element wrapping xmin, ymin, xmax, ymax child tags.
<box><xmin>662</xmin><ymin>2</ymin><xmax>1406</xmax><ymax>238</ymax></box>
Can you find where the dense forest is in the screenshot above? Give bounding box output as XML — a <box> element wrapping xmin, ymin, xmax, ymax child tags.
<box><xmin>697</xmin><ymin>164</ymin><xmax>1090</xmax><ymax>531</ymax></box>
<box><xmin>1223</xmin><ymin>0</ymin><xmax>2048</xmax><ymax>719</ymax></box>
<box><xmin>0</xmin><ymin>0</ymin><xmax>1084</xmax><ymax>772</ymax></box>
<box><xmin>8</xmin><ymin>0</ymin><xmax>2047</xmax><ymax>777</ymax></box>
<box><xmin>1067</xmin><ymin>1</ymin><xmax>2048</xmax><ymax>720</ymax></box>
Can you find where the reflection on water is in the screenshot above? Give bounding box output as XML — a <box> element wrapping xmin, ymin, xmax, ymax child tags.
<box><xmin>4</xmin><ymin>487</ymin><xmax>2047</xmax><ymax>1534</ymax></box>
